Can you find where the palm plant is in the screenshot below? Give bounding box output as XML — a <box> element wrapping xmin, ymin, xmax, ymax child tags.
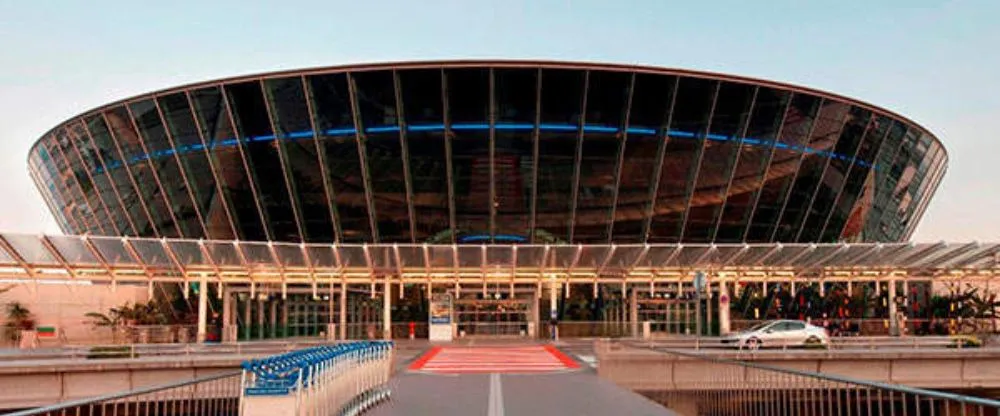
<box><xmin>3</xmin><ymin>302</ymin><xmax>35</xmax><ymax>343</ymax></box>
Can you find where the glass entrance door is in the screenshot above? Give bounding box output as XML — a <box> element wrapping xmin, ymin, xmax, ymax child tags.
<box><xmin>455</xmin><ymin>298</ymin><xmax>531</xmax><ymax>337</ymax></box>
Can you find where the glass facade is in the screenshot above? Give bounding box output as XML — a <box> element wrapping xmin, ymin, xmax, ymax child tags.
<box><xmin>28</xmin><ymin>62</ymin><xmax>947</xmax><ymax>244</ymax></box>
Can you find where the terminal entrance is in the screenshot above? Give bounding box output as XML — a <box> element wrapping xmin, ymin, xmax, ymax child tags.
<box><xmin>453</xmin><ymin>289</ymin><xmax>537</xmax><ymax>338</ymax></box>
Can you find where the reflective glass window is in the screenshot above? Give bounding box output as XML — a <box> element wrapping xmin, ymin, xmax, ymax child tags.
<box><xmin>354</xmin><ymin>71</ymin><xmax>412</xmax><ymax>242</ymax></box>
<box><xmin>535</xmin><ymin>69</ymin><xmax>585</xmax><ymax>242</ymax></box>
<box><xmin>105</xmin><ymin>105</ymin><xmax>180</xmax><ymax>237</ymax></box>
<box><xmin>69</xmin><ymin>121</ymin><xmax>134</xmax><ymax>236</ymax></box>
<box><xmin>822</xmin><ymin>115</ymin><xmax>892</xmax><ymax>242</ymax></box>
<box><xmin>129</xmin><ymin>99</ymin><xmax>203</xmax><ymax>238</ymax></box>
<box><xmin>493</xmin><ymin>68</ymin><xmax>537</xmax><ymax>240</ymax></box>
<box><xmin>158</xmin><ymin>92</ymin><xmax>236</xmax><ymax>239</ymax></box>
<box><xmin>715</xmin><ymin>87</ymin><xmax>790</xmax><ymax>242</ymax></box>
<box><xmin>306</xmin><ymin>73</ymin><xmax>372</xmax><ymax>242</ymax></box>
<box><xmin>682</xmin><ymin>82</ymin><xmax>755</xmax><ymax>242</ymax></box>
<box><xmin>745</xmin><ymin>94</ymin><xmax>822</xmax><ymax>242</ymax></box>
<box><xmin>612</xmin><ymin>73</ymin><xmax>676</xmax><ymax>242</ymax></box>
<box><xmin>58</xmin><ymin>126</ymin><xmax>117</xmax><ymax>235</ymax></box>
<box><xmin>400</xmin><ymin>69</ymin><xmax>450</xmax><ymax>241</ymax></box>
<box><xmin>45</xmin><ymin>132</ymin><xmax>100</xmax><ymax>234</ymax></box>
<box><xmin>649</xmin><ymin>77</ymin><xmax>718</xmax><ymax>243</ymax></box>
<box><xmin>574</xmin><ymin>70</ymin><xmax>631</xmax><ymax>242</ymax></box>
<box><xmin>265</xmin><ymin>76</ymin><xmax>337</xmax><ymax>243</ymax></box>
<box><xmin>84</xmin><ymin>114</ymin><xmax>155</xmax><ymax>236</ymax></box>
<box><xmin>799</xmin><ymin>106</ymin><xmax>872</xmax><ymax>242</ymax></box>
<box><xmin>445</xmin><ymin>68</ymin><xmax>491</xmax><ymax>238</ymax></box>
<box><xmin>225</xmin><ymin>81</ymin><xmax>300</xmax><ymax>241</ymax></box>
<box><xmin>190</xmin><ymin>86</ymin><xmax>265</xmax><ymax>241</ymax></box>
<box><xmin>861</xmin><ymin>122</ymin><xmax>909</xmax><ymax>241</ymax></box>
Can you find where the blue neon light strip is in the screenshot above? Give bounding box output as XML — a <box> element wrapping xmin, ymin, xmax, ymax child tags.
<box><xmin>91</xmin><ymin>123</ymin><xmax>876</xmax><ymax>174</ymax></box>
<box><xmin>459</xmin><ymin>234</ymin><xmax>527</xmax><ymax>243</ymax></box>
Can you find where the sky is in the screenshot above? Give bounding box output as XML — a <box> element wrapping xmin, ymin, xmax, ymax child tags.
<box><xmin>0</xmin><ymin>0</ymin><xmax>997</xmax><ymax>242</ymax></box>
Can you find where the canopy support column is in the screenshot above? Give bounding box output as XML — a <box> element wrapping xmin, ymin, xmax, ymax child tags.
<box><xmin>196</xmin><ymin>273</ymin><xmax>208</xmax><ymax>343</ymax></box>
<box><xmin>383</xmin><ymin>277</ymin><xmax>392</xmax><ymax>340</ymax></box>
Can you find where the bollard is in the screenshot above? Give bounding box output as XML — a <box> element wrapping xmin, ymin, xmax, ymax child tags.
<box><xmin>409</xmin><ymin>322</ymin><xmax>415</xmax><ymax>340</ymax></box>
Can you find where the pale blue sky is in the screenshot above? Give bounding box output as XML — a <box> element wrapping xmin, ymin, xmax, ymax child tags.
<box><xmin>0</xmin><ymin>0</ymin><xmax>997</xmax><ymax>241</ymax></box>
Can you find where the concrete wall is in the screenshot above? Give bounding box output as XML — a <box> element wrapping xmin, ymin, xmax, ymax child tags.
<box><xmin>0</xmin><ymin>283</ymin><xmax>148</xmax><ymax>345</ymax></box>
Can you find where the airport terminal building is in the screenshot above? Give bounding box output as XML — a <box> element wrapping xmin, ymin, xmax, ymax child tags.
<box><xmin>19</xmin><ymin>61</ymin><xmax>960</xmax><ymax>342</ymax></box>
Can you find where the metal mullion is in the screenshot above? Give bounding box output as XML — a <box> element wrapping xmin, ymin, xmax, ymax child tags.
<box><xmin>0</xmin><ymin>235</ymin><xmax>40</xmax><ymax>282</ymax></box>
<box><xmin>300</xmin><ymin>75</ymin><xmax>342</xmax><ymax>242</ymax></box>
<box><xmin>97</xmin><ymin>112</ymin><xmax>163</xmax><ymax>238</ymax></box>
<box><xmin>186</xmin><ymin>240</ymin><xmax>224</xmax><ymax>298</ymax></box>
<box><xmin>739</xmin><ymin>95</ymin><xmax>796</xmax><ymax>242</ymax></box>
<box><xmin>441</xmin><ymin>69</ymin><xmax>457</xmax><ymax>243</ymax></box>
<box><xmin>266</xmin><ymin>243</ymin><xmax>291</xmax><ymax>300</ymax></box>
<box><xmin>231</xmin><ymin>240</ymin><xmax>254</xmax><ymax>285</ymax></box>
<box><xmin>866</xmin><ymin>124</ymin><xmax>914</xmax><ymax>240</ymax></box>
<box><xmin>60</xmin><ymin>126</ymin><xmax>120</xmax><ymax>236</ymax></box>
<box><xmin>79</xmin><ymin>235</ymin><xmax>117</xmax><ymax>285</ymax></box>
<box><xmin>65</xmin><ymin>125</ymin><xmax>130</xmax><ymax>236</ymax></box>
<box><xmin>218</xmin><ymin>84</ymin><xmax>274</xmax><ymax>241</ymax></box>
<box><xmin>45</xmin><ymin>133</ymin><xmax>104</xmax><ymax>235</ymax></box>
<box><xmin>900</xmin><ymin>146</ymin><xmax>945</xmax><ymax>239</ymax></box>
<box><xmin>902</xmin><ymin>162</ymin><xmax>946</xmax><ymax>240</ymax></box>
<box><xmin>488</xmin><ymin>68</ymin><xmax>497</xmax><ymax>243</ymax></box>
<box><xmin>818</xmin><ymin>117</ymin><xmax>893</xmax><ymax>240</ymax></box>
<box><xmin>528</xmin><ymin>68</ymin><xmax>542</xmax><ymax>243</ymax></box>
<box><xmin>183</xmin><ymin>90</ymin><xmax>241</xmax><ymax>240</ymax></box>
<box><xmin>391</xmin><ymin>70</ymin><xmax>418</xmax><ymax>243</ymax></box>
<box><xmin>677</xmin><ymin>81</ymin><xmax>722</xmax><ymax>241</ymax></box>
<box><xmin>625</xmin><ymin>245</ymin><xmax>651</xmax><ymax>278</ymax></box>
<box><xmin>709</xmin><ymin>86</ymin><xmax>760</xmax><ymax>241</ymax></box>
<box><xmin>258</xmin><ymin>78</ymin><xmax>307</xmax><ymax>242</ymax></box>
<box><xmin>123</xmin><ymin>104</ymin><xmax>187</xmax><ymax>238</ymax></box>
<box><xmin>567</xmin><ymin>70</ymin><xmax>591</xmax><ymax>242</ymax></box>
<box><xmin>121</xmin><ymin>237</ymin><xmax>157</xmax><ymax>290</ymax></box>
<box><xmin>792</xmin><ymin>108</ymin><xmax>862</xmax><ymax>243</ymax></box>
<box><xmin>152</xmin><ymin>96</ymin><xmax>211</xmax><ymax>239</ymax></box>
<box><xmin>641</xmin><ymin>76</ymin><xmax>681</xmax><ymax>241</ymax></box>
<box><xmin>605</xmin><ymin>73</ymin><xmax>637</xmax><ymax>243</ymax></box>
<box><xmin>767</xmin><ymin>97</ymin><xmax>830</xmax><ymax>242</ymax></box>
<box><xmin>345</xmin><ymin>72</ymin><xmax>380</xmax><ymax>241</ymax></box>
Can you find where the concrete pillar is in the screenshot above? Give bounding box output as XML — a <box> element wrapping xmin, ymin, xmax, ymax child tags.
<box><xmin>383</xmin><ymin>279</ymin><xmax>392</xmax><ymax>340</ymax></box>
<box><xmin>888</xmin><ymin>279</ymin><xmax>899</xmax><ymax>336</ymax></box>
<box><xmin>719</xmin><ymin>281</ymin><xmax>731</xmax><ymax>335</ymax></box>
<box><xmin>705</xmin><ymin>281</ymin><xmax>713</xmax><ymax>336</ymax></box>
<box><xmin>269</xmin><ymin>300</ymin><xmax>277</xmax><ymax>339</ymax></box>
<box><xmin>629</xmin><ymin>287</ymin><xmax>638</xmax><ymax>338</ymax></box>
<box><xmin>257</xmin><ymin>298</ymin><xmax>265</xmax><ymax>340</ymax></box>
<box><xmin>243</xmin><ymin>294</ymin><xmax>252</xmax><ymax>340</ymax></box>
<box><xmin>282</xmin><ymin>299</ymin><xmax>290</xmax><ymax>338</ymax></box>
<box><xmin>197</xmin><ymin>275</ymin><xmax>208</xmax><ymax>343</ymax></box>
<box><xmin>222</xmin><ymin>287</ymin><xmax>233</xmax><ymax>342</ymax></box>
<box><xmin>531</xmin><ymin>289</ymin><xmax>540</xmax><ymax>339</ymax></box>
<box><xmin>340</xmin><ymin>282</ymin><xmax>347</xmax><ymax>340</ymax></box>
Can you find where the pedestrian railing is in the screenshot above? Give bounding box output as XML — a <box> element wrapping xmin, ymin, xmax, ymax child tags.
<box><xmin>635</xmin><ymin>345</ymin><xmax>1000</xmax><ymax>415</ymax></box>
<box><xmin>5</xmin><ymin>371</ymin><xmax>242</xmax><ymax>416</ymax></box>
<box><xmin>240</xmin><ymin>341</ymin><xmax>393</xmax><ymax>416</ymax></box>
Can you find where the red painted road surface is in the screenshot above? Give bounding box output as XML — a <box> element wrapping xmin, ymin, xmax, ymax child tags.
<box><xmin>408</xmin><ymin>345</ymin><xmax>581</xmax><ymax>374</ymax></box>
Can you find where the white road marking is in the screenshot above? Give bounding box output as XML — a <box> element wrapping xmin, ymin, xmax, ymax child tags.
<box><xmin>488</xmin><ymin>373</ymin><xmax>505</xmax><ymax>416</ymax></box>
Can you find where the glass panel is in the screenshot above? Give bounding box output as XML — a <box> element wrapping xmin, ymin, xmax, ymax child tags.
<box><xmin>306</xmin><ymin>73</ymin><xmax>371</xmax><ymax>242</ymax></box>
<box><xmin>42</xmin><ymin>137</ymin><xmax>94</xmax><ymax>234</ymax></box>
<box><xmin>799</xmin><ymin>106</ymin><xmax>872</xmax><ymax>242</ymax></box>
<box><xmin>613</xmin><ymin>73</ymin><xmax>677</xmax><ymax>242</ymax></box>
<box><xmin>576</xmin><ymin>246</ymin><xmax>611</xmax><ymax>269</ymax></box>
<box><xmin>368</xmin><ymin>246</ymin><xmax>395</xmax><ymax>271</ymax></box>
<box><xmin>739</xmin><ymin>245</ymin><xmax>777</xmax><ymax>265</ymax></box>
<box><xmin>427</xmin><ymin>246</ymin><xmax>454</xmax><ymax>268</ymax></box>
<box><xmin>105</xmin><ymin>105</ymin><xmax>179</xmax><ymax>237</ymax></box>
<box><xmin>862</xmin><ymin>124</ymin><xmax>912</xmax><ymax>241</ymax></box>
<box><xmin>746</xmin><ymin>94</ymin><xmax>822</xmax><ymax>242</ymax></box>
<box><xmin>159</xmin><ymin>92</ymin><xmax>236</xmax><ymax>240</ymax></box>
<box><xmin>240</xmin><ymin>243</ymin><xmax>275</xmax><ymax>265</ymax></box>
<box><xmin>225</xmin><ymin>81</ymin><xmax>299</xmax><ymax>241</ymax></box>
<box><xmin>338</xmin><ymin>245</ymin><xmax>367</xmax><ymax>268</ymax></box>
<box><xmin>794</xmin><ymin>245</ymin><xmax>840</xmax><ymax>267</ymax></box>
<box><xmin>574</xmin><ymin>70</ymin><xmax>631</xmax><ymax>242</ymax></box>
<box><xmin>273</xmin><ymin>244</ymin><xmax>306</xmax><ymax>267</ymax></box>
<box><xmin>445</xmin><ymin>68</ymin><xmax>491</xmax><ymax>239</ymax></box>
<box><xmin>68</xmin><ymin>120</ymin><xmax>135</xmax><ymax>236</ymax></box>
<box><xmin>265</xmin><ymin>77</ymin><xmax>337</xmax><ymax>242</ymax></box>
<box><xmin>129</xmin><ymin>99</ymin><xmax>202</xmax><ymax>238</ymax></box>
<box><xmin>47</xmin><ymin>235</ymin><xmax>99</xmax><ymax>264</ymax></box>
<box><xmin>515</xmin><ymin>246</ymin><xmax>546</xmax><ymax>268</ymax></box>
<box><xmin>487</xmin><ymin>246</ymin><xmax>513</xmax><ymax>267</ymax></box>
<box><xmin>3</xmin><ymin>234</ymin><xmax>58</xmax><ymax>264</ymax></box>
<box><xmin>821</xmin><ymin>115</ymin><xmax>891</xmax><ymax>242</ymax></box>
<box><xmin>128</xmin><ymin>239</ymin><xmax>173</xmax><ymax>266</ymax></box>
<box><xmin>397</xmin><ymin>246</ymin><xmax>425</xmax><ymax>268</ymax></box>
<box><xmin>166</xmin><ymin>241</ymin><xmax>205</xmax><ymax>264</ymax></box>
<box><xmin>535</xmin><ymin>69</ymin><xmax>585</xmax><ymax>242</ymax></box>
<box><xmin>604</xmin><ymin>245</ymin><xmax>645</xmax><ymax>271</ymax></box>
<box><xmin>636</xmin><ymin>246</ymin><xmax>677</xmax><ymax>268</ymax></box>
<box><xmin>550</xmin><ymin>246</ymin><xmax>579</xmax><ymax>269</ymax></box>
<box><xmin>493</xmin><ymin>68</ymin><xmax>537</xmax><ymax>239</ymax></box>
<box><xmin>305</xmin><ymin>245</ymin><xmax>336</xmax><ymax>268</ymax></box>
<box><xmin>672</xmin><ymin>246</ymin><xmax>711</xmax><ymax>267</ymax></box>
<box><xmin>399</xmin><ymin>69</ymin><xmax>449</xmax><ymax>241</ymax></box>
<box><xmin>84</xmin><ymin>113</ymin><xmax>152</xmax><ymax>236</ymax></box>
<box><xmin>205</xmin><ymin>242</ymin><xmax>241</xmax><ymax>266</ymax></box>
<box><xmin>682</xmin><ymin>82</ymin><xmax>755</xmax><ymax>242</ymax></box>
<box><xmin>0</xmin><ymin>244</ymin><xmax>12</xmax><ymax>264</ymax></box>
<box><xmin>650</xmin><ymin>77</ymin><xmax>718</xmax><ymax>243</ymax></box>
<box><xmin>761</xmin><ymin>245</ymin><xmax>810</xmax><ymax>266</ymax></box>
<box><xmin>190</xmin><ymin>86</ymin><xmax>264</xmax><ymax>240</ymax></box>
<box><xmin>716</xmin><ymin>88</ymin><xmax>791</xmax><ymax>242</ymax></box>
<box><xmin>354</xmin><ymin>71</ymin><xmax>411</xmax><ymax>242</ymax></box>
<box><xmin>89</xmin><ymin>237</ymin><xmax>138</xmax><ymax>265</ymax></box>
<box><xmin>457</xmin><ymin>246</ymin><xmax>481</xmax><ymax>268</ymax></box>
<box><xmin>29</xmin><ymin>152</ymin><xmax>74</xmax><ymax>233</ymax></box>
<box><xmin>773</xmin><ymin>100</ymin><xmax>851</xmax><ymax>241</ymax></box>
<box><xmin>54</xmin><ymin>127</ymin><xmax>114</xmax><ymax>235</ymax></box>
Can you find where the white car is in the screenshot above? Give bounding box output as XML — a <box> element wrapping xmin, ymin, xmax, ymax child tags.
<box><xmin>722</xmin><ymin>320</ymin><xmax>830</xmax><ymax>349</ymax></box>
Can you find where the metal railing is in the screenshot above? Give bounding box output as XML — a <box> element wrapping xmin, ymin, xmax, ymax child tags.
<box><xmin>638</xmin><ymin>335</ymin><xmax>991</xmax><ymax>351</ymax></box>
<box><xmin>5</xmin><ymin>371</ymin><xmax>241</xmax><ymax>416</ymax></box>
<box><xmin>636</xmin><ymin>345</ymin><xmax>1000</xmax><ymax>415</ymax></box>
<box><xmin>240</xmin><ymin>341</ymin><xmax>393</xmax><ymax>416</ymax></box>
